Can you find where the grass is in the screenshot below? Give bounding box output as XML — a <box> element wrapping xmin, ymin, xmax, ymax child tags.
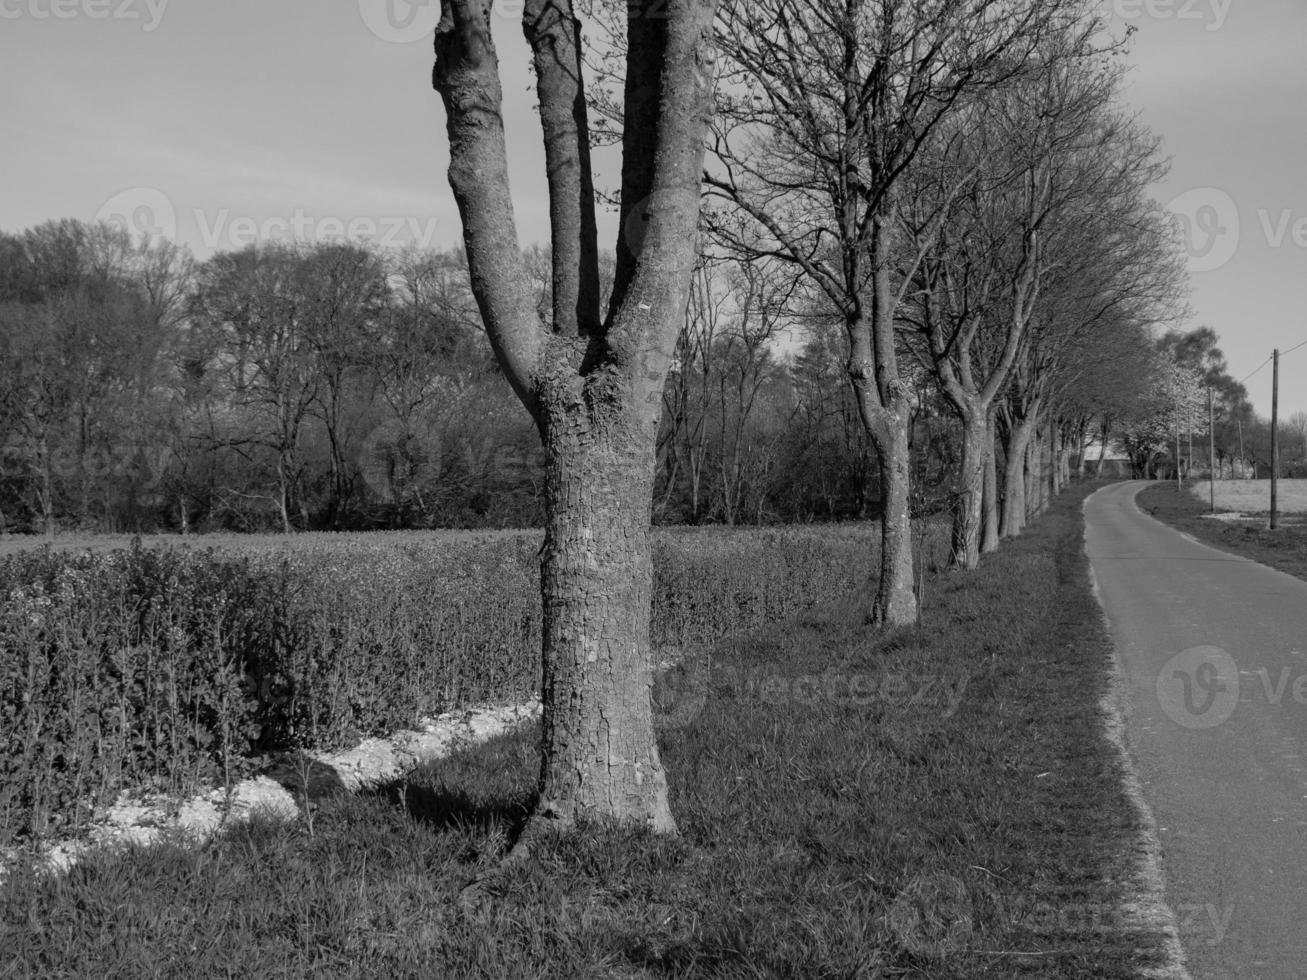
<box><xmin>0</xmin><ymin>485</ymin><xmax>1168</xmax><ymax>979</ymax></box>
<box><xmin>1136</xmin><ymin>480</ymin><xmax>1307</xmax><ymax>582</ymax></box>
<box><xmin>1187</xmin><ymin>478</ymin><xmax>1307</xmax><ymax>514</ymax></box>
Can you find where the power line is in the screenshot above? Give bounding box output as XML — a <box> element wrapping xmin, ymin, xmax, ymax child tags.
<box><xmin>1281</xmin><ymin>338</ymin><xmax>1307</xmax><ymax>359</ymax></box>
<box><xmin>1239</xmin><ymin>356</ymin><xmax>1273</xmax><ymax>385</ymax></box>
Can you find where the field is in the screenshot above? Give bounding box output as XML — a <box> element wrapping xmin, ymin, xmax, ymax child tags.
<box><xmin>1138</xmin><ymin>481</ymin><xmax>1307</xmax><ymax>582</ymax></box>
<box><xmin>0</xmin><ymin>485</ymin><xmax>1175</xmax><ymax>978</ymax></box>
<box><xmin>1187</xmin><ymin>478</ymin><xmax>1307</xmax><ymax>515</ymax></box>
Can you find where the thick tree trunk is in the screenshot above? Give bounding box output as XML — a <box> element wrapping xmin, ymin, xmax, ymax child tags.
<box><xmin>1050</xmin><ymin>428</ymin><xmax>1063</xmax><ymax>496</ymax></box>
<box><xmin>849</xmin><ymin>330</ymin><xmax>916</xmax><ymax>624</ymax></box>
<box><xmin>534</xmin><ymin>396</ymin><xmax>675</xmax><ymax>833</ymax></box>
<box><xmin>1028</xmin><ymin>430</ymin><xmax>1046</xmax><ymax>518</ymax></box>
<box><xmin>435</xmin><ymin>0</ymin><xmax>715</xmax><ymax>840</ymax></box>
<box><xmin>981</xmin><ymin>412</ymin><xmax>1000</xmax><ymax>554</ymax></box>
<box><xmin>868</xmin><ymin>408</ymin><xmax>916</xmax><ymax>625</ymax></box>
<box><xmin>1000</xmin><ymin>417</ymin><xmax>1034</xmax><ymax>538</ymax></box>
<box><xmin>951</xmin><ymin>410</ymin><xmax>987</xmax><ymax>570</ymax></box>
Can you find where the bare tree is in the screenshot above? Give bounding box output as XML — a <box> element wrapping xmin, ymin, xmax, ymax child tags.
<box><xmin>1288</xmin><ymin>410</ymin><xmax>1307</xmax><ymax>465</ymax></box>
<box><xmin>901</xmin><ymin>30</ymin><xmax>1131</xmax><ymax>567</ymax></box>
<box><xmin>191</xmin><ymin>244</ymin><xmax>321</xmax><ymax>533</ymax></box>
<box><xmin>298</xmin><ymin>243</ymin><xmax>388</xmax><ymax>528</ymax></box>
<box><xmin>432</xmin><ymin>0</ymin><xmax>716</xmax><ymax>836</ymax></box>
<box><xmin>707</xmin><ymin>0</ymin><xmax>1096</xmax><ymax>623</ymax></box>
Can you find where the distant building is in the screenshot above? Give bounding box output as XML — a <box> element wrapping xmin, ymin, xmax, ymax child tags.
<box><xmin>1080</xmin><ymin>437</ymin><xmax>1132</xmax><ymax>478</ymax></box>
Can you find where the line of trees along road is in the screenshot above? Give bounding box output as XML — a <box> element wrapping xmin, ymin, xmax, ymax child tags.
<box><xmin>1</xmin><ymin>0</ymin><xmax>1290</xmax><ymax>836</ymax></box>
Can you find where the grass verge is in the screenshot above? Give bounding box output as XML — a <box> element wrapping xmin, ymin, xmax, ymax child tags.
<box><xmin>1</xmin><ymin>485</ymin><xmax>1167</xmax><ymax>979</ymax></box>
<box><xmin>1135</xmin><ymin>480</ymin><xmax>1307</xmax><ymax>583</ymax></box>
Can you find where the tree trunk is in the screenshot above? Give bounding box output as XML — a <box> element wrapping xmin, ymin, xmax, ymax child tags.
<box><xmin>1031</xmin><ymin>430</ymin><xmax>1048</xmax><ymax>516</ymax></box>
<box><xmin>981</xmin><ymin>412</ymin><xmax>1000</xmax><ymax>554</ymax></box>
<box><xmin>849</xmin><ymin>351</ymin><xmax>916</xmax><ymax>623</ymax></box>
<box><xmin>951</xmin><ymin>410</ymin><xmax>987</xmax><ymax>570</ymax></box>
<box><xmin>1050</xmin><ymin>428</ymin><xmax>1063</xmax><ymax>496</ymax></box>
<box><xmin>869</xmin><ymin>409</ymin><xmax>916</xmax><ymax>624</ymax></box>
<box><xmin>534</xmin><ymin>396</ymin><xmax>675</xmax><ymax>833</ymax></box>
<box><xmin>1000</xmin><ymin>417</ymin><xmax>1034</xmax><ymax>538</ymax></box>
<box><xmin>434</xmin><ymin>0</ymin><xmax>715</xmax><ymax>839</ymax></box>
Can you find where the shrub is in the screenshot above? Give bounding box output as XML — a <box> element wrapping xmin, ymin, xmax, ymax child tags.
<box><xmin>1</xmin><ymin>525</ymin><xmax>882</xmax><ymax>847</ymax></box>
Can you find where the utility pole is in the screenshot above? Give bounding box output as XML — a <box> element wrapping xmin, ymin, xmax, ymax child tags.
<box><xmin>1208</xmin><ymin>386</ymin><xmax>1216</xmax><ymax>513</ymax></box>
<box><xmin>1187</xmin><ymin>404</ymin><xmax>1193</xmax><ymax>482</ymax></box>
<box><xmin>1271</xmin><ymin>348</ymin><xmax>1280</xmax><ymax>530</ymax></box>
<box><xmin>1237</xmin><ymin>418</ymin><xmax>1245</xmax><ymax>478</ymax></box>
<box><xmin>1176</xmin><ymin>420</ymin><xmax>1182</xmax><ymax>489</ymax></box>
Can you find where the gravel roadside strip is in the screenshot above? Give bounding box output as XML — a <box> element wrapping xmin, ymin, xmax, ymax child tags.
<box><xmin>1</xmin><ymin>699</ymin><xmax>541</xmax><ymax>883</ymax></box>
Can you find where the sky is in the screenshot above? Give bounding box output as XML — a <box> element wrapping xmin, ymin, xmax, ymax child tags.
<box><xmin>1</xmin><ymin>0</ymin><xmax>1304</xmax><ymax>419</ymax></box>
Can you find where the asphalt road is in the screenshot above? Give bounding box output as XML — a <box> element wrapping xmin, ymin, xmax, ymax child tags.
<box><xmin>1085</xmin><ymin>482</ymin><xmax>1307</xmax><ymax>980</ymax></box>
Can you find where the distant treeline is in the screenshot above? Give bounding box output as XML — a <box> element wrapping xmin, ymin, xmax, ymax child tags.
<box><xmin>0</xmin><ymin>221</ymin><xmax>920</xmax><ymax>534</ymax></box>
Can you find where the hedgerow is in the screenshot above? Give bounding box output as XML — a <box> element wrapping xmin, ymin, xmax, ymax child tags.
<box><xmin>1</xmin><ymin>526</ymin><xmax>880</xmax><ymax>848</ymax></box>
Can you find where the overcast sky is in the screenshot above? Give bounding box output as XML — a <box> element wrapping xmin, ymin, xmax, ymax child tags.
<box><xmin>2</xmin><ymin>0</ymin><xmax>1303</xmax><ymax>418</ymax></box>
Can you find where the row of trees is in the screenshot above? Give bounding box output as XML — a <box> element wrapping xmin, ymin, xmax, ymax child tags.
<box><xmin>425</xmin><ymin>0</ymin><xmax>1230</xmax><ymax>835</ymax></box>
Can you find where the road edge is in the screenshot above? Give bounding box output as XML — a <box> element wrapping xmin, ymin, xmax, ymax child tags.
<box><xmin>1084</xmin><ymin>489</ymin><xmax>1193</xmax><ymax>980</ymax></box>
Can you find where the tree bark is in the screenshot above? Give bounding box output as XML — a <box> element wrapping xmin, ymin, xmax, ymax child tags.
<box><xmin>535</xmin><ymin>391</ymin><xmax>674</xmax><ymax>831</ymax></box>
<box><xmin>434</xmin><ymin>0</ymin><xmax>716</xmax><ymax>836</ymax></box>
<box><xmin>848</xmin><ymin>212</ymin><xmax>916</xmax><ymax>626</ymax></box>
<box><xmin>861</xmin><ymin>402</ymin><xmax>916</xmax><ymax>625</ymax></box>
<box><xmin>849</xmin><ymin>347</ymin><xmax>916</xmax><ymax>624</ymax></box>
<box><xmin>981</xmin><ymin>411</ymin><xmax>1000</xmax><ymax>554</ymax></box>
<box><xmin>1000</xmin><ymin>415</ymin><xmax>1034</xmax><ymax>538</ymax></box>
<box><xmin>951</xmin><ymin>409</ymin><xmax>988</xmax><ymax>570</ymax></box>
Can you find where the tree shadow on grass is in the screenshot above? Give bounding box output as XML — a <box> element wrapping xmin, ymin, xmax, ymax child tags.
<box><xmin>261</xmin><ymin>752</ymin><xmax>349</xmax><ymax>802</ymax></box>
<box><xmin>367</xmin><ymin>777</ymin><xmax>534</xmax><ymax>838</ymax></box>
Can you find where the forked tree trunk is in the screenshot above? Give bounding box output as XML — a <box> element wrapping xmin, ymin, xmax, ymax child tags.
<box><xmin>434</xmin><ymin>0</ymin><xmax>716</xmax><ymax>837</ymax></box>
<box><xmin>535</xmin><ymin>399</ymin><xmax>674</xmax><ymax>831</ymax></box>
